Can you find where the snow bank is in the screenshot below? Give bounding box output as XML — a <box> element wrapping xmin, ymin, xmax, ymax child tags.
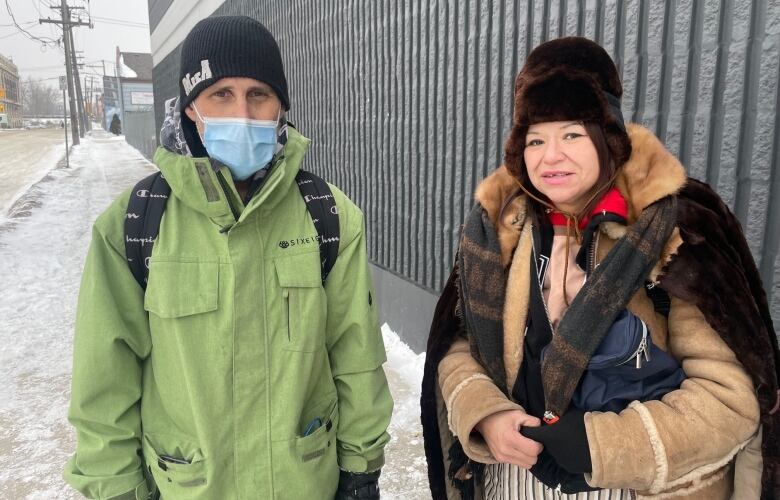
<box><xmin>380</xmin><ymin>324</ymin><xmax>429</xmax><ymax>499</ymax></box>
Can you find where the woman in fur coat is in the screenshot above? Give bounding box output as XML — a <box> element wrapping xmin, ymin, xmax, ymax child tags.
<box><xmin>421</xmin><ymin>37</ymin><xmax>780</xmax><ymax>500</ymax></box>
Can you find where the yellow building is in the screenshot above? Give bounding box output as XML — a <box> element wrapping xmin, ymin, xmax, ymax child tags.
<box><xmin>0</xmin><ymin>54</ymin><xmax>21</xmax><ymax>128</ymax></box>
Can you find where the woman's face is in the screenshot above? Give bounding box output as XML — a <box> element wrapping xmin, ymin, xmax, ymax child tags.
<box><xmin>523</xmin><ymin>121</ymin><xmax>600</xmax><ymax>214</ymax></box>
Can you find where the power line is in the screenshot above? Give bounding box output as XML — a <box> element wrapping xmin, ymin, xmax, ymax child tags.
<box><xmin>0</xmin><ymin>21</ymin><xmax>37</xmax><ymax>28</ymax></box>
<box><xmin>19</xmin><ymin>64</ymin><xmax>73</xmax><ymax>72</ymax></box>
<box><xmin>4</xmin><ymin>0</ymin><xmax>60</xmax><ymax>47</ymax></box>
<box><xmin>90</xmin><ymin>16</ymin><xmax>148</xmax><ymax>29</ymax></box>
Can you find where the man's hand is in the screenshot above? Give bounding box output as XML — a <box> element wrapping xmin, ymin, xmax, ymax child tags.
<box><xmin>474</xmin><ymin>410</ymin><xmax>544</xmax><ymax>468</ymax></box>
<box><xmin>334</xmin><ymin>469</ymin><xmax>380</xmax><ymax>500</ymax></box>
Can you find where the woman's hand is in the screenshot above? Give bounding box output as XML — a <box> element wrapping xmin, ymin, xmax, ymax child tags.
<box><xmin>520</xmin><ymin>408</ymin><xmax>592</xmax><ymax>473</ymax></box>
<box><xmin>474</xmin><ymin>410</ymin><xmax>544</xmax><ymax>468</ymax></box>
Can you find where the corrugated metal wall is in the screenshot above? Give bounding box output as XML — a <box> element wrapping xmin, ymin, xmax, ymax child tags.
<box><xmin>124</xmin><ymin>110</ymin><xmax>158</xmax><ymax>160</ymax></box>
<box><xmin>152</xmin><ymin>0</ymin><xmax>780</xmax><ymax>334</ymax></box>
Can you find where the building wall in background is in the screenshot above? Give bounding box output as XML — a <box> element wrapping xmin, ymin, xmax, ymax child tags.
<box><xmin>150</xmin><ymin>0</ymin><xmax>780</xmax><ymax>348</ymax></box>
<box><xmin>0</xmin><ymin>53</ymin><xmax>22</xmax><ymax>128</ymax></box>
<box><xmin>124</xmin><ymin>109</ymin><xmax>157</xmax><ymax>160</ymax></box>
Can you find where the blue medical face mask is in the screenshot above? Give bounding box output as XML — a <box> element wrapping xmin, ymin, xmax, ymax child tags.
<box><xmin>192</xmin><ymin>104</ymin><xmax>280</xmax><ymax>181</ymax></box>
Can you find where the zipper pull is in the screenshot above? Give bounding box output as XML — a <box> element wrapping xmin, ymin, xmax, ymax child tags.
<box><xmin>635</xmin><ymin>337</ymin><xmax>648</xmax><ymax>369</ymax></box>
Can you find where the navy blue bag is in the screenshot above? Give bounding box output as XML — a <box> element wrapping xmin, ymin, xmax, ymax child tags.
<box><xmin>544</xmin><ymin>310</ymin><xmax>686</xmax><ymax>413</ymax></box>
<box><xmin>575</xmin><ymin>310</ymin><xmax>685</xmax><ymax>412</ymax></box>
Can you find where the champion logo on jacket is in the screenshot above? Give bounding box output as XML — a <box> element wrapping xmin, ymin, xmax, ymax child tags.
<box><xmin>181</xmin><ymin>59</ymin><xmax>213</xmax><ymax>96</ymax></box>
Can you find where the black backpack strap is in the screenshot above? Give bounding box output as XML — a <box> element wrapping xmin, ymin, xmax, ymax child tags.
<box><xmin>125</xmin><ymin>171</ymin><xmax>171</xmax><ymax>289</ymax></box>
<box><xmin>295</xmin><ymin>170</ymin><xmax>340</xmax><ymax>285</ymax></box>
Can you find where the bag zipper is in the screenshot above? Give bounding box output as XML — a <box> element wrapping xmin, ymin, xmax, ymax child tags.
<box><xmin>617</xmin><ymin>319</ymin><xmax>651</xmax><ymax>368</ymax></box>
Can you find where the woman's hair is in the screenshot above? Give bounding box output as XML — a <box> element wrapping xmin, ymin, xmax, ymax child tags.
<box><xmin>517</xmin><ymin>121</ymin><xmax>618</xmax><ymax>223</ymax></box>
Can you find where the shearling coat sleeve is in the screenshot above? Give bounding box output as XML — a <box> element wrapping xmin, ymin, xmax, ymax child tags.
<box><xmin>438</xmin><ymin>338</ymin><xmax>524</xmax><ymax>463</ymax></box>
<box><xmin>584</xmin><ymin>296</ymin><xmax>760</xmax><ymax>493</ymax></box>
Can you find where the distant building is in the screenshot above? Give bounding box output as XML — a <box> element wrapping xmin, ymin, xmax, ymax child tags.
<box><xmin>111</xmin><ymin>47</ymin><xmax>156</xmax><ymax>158</ymax></box>
<box><xmin>0</xmin><ymin>54</ymin><xmax>21</xmax><ymax>128</ymax></box>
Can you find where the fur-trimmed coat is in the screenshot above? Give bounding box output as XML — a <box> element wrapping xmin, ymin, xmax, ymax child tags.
<box><xmin>423</xmin><ymin>124</ymin><xmax>778</xmax><ymax>499</ymax></box>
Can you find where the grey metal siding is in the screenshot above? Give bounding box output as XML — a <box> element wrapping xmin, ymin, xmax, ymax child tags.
<box><xmin>148</xmin><ymin>0</ymin><xmax>175</xmax><ymax>33</ymax></box>
<box><xmin>124</xmin><ymin>110</ymin><xmax>158</xmax><ymax>160</ymax></box>
<box><xmin>151</xmin><ymin>0</ymin><xmax>780</xmax><ymax>336</ymax></box>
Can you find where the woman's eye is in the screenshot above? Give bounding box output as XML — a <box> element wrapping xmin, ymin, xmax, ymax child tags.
<box><xmin>563</xmin><ymin>132</ymin><xmax>583</xmax><ymax>140</ymax></box>
<box><xmin>526</xmin><ymin>139</ymin><xmax>543</xmax><ymax>147</ymax></box>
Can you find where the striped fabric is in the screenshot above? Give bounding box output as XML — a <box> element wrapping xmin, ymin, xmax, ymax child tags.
<box><xmin>483</xmin><ymin>462</ymin><xmax>634</xmax><ymax>500</ymax></box>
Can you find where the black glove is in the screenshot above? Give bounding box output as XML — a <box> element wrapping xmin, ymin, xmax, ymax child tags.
<box><xmin>520</xmin><ymin>408</ymin><xmax>592</xmax><ymax>474</ymax></box>
<box><xmin>529</xmin><ymin>450</ymin><xmax>597</xmax><ymax>494</ymax></box>
<box><xmin>334</xmin><ymin>469</ymin><xmax>381</xmax><ymax>500</ymax></box>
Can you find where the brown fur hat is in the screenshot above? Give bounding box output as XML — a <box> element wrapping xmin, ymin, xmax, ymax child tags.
<box><xmin>504</xmin><ymin>37</ymin><xmax>631</xmax><ymax>179</ymax></box>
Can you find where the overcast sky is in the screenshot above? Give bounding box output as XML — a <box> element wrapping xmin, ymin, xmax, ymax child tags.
<box><xmin>1</xmin><ymin>0</ymin><xmax>151</xmax><ymax>87</ymax></box>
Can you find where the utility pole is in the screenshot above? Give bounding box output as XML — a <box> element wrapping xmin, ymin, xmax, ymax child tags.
<box><xmin>69</xmin><ymin>33</ymin><xmax>87</xmax><ymax>134</ymax></box>
<box><xmin>83</xmin><ymin>75</ymin><xmax>90</xmax><ymax>120</ymax></box>
<box><xmin>40</xmin><ymin>1</ymin><xmax>90</xmax><ymax>144</ymax></box>
<box><xmin>60</xmin><ymin>75</ymin><xmax>69</xmax><ymax>167</ymax></box>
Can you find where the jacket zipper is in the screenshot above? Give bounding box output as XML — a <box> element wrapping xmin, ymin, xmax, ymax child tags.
<box><xmin>283</xmin><ymin>289</ymin><xmax>290</xmax><ymax>342</ymax></box>
<box><xmin>215</xmin><ymin>170</ymin><xmax>241</xmax><ymax>222</ymax></box>
<box><xmin>532</xmin><ymin>244</ymin><xmax>557</xmax><ymax>337</ymax></box>
<box><xmin>587</xmin><ymin>230</ymin><xmax>600</xmax><ymax>276</ymax></box>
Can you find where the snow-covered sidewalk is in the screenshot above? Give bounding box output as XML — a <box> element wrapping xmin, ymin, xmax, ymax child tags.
<box><xmin>0</xmin><ymin>131</ymin><xmax>429</xmax><ymax>499</ymax></box>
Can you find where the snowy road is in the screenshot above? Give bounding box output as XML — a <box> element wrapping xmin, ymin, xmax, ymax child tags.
<box><xmin>0</xmin><ymin>131</ymin><xmax>430</xmax><ymax>499</ymax></box>
<box><xmin>0</xmin><ymin>128</ymin><xmax>67</xmax><ymax>216</ymax></box>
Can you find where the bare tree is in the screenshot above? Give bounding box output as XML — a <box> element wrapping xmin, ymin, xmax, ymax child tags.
<box><xmin>21</xmin><ymin>77</ymin><xmax>62</xmax><ymax>117</ymax></box>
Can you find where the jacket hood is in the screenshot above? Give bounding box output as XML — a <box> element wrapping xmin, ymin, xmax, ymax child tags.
<box><xmin>159</xmin><ymin>97</ymin><xmax>193</xmax><ymax>157</ymax></box>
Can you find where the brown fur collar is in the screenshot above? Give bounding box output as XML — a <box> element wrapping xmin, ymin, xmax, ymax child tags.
<box><xmin>474</xmin><ymin>123</ymin><xmax>687</xmax><ymax>265</ymax></box>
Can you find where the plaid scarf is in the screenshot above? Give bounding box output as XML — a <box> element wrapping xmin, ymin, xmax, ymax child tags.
<box><xmin>457</xmin><ymin>196</ymin><xmax>677</xmax><ymax>417</ymax></box>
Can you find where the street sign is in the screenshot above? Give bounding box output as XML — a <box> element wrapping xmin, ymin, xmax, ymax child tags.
<box><xmin>59</xmin><ymin>76</ymin><xmax>67</xmax><ymax>91</ymax></box>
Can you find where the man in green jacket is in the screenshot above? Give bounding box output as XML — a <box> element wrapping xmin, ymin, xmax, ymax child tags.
<box><xmin>64</xmin><ymin>16</ymin><xmax>392</xmax><ymax>500</ymax></box>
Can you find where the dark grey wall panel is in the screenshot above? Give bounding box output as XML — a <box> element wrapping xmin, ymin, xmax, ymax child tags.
<box><xmin>152</xmin><ymin>46</ymin><xmax>182</xmax><ymax>144</ymax></box>
<box><xmin>124</xmin><ymin>110</ymin><xmax>157</xmax><ymax>160</ymax></box>
<box><xmin>148</xmin><ymin>0</ymin><xmax>175</xmax><ymax>34</ymax></box>
<box><xmin>151</xmin><ymin>0</ymin><xmax>780</xmax><ymax>342</ymax></box>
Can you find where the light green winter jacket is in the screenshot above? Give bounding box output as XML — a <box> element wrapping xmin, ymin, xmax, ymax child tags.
<box><xmin>64</xmin><ymin>128</ymin><xmax>393</xmax><ymax>500</ymax></box>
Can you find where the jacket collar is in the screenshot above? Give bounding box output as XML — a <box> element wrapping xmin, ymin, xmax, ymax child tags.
<box><xmin>153</xmin><ymin>127</ymin><xmax>311</xmax><ymax>226</ymax></box>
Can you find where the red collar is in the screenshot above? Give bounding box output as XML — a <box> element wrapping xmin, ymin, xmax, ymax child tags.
<box><xmin>548</xmin><ymin>188</ymin><xmax>628</xmax><ymax>229</ymax></box>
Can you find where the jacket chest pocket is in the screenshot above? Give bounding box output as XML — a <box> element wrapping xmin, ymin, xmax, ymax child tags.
<box><xmin>144</xmin><ymin>260</ymin><xmax>219</xmax><ymax>318</ymax></box>
<box><xmin>275</xmin><ymin>253</ymin><xmax>326</xmax><ymax>352</ymax></box>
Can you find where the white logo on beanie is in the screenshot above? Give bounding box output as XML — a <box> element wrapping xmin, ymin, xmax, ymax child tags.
<box><xmin>181</xmin><ymin>59</ymin><xmax>213</xmax><ymax>96</ymax></box>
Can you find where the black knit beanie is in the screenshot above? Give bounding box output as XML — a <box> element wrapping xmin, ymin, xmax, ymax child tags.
<box><xmin>179</xmin><ymin>16</ymin><xmax>289</xmax><ymax>110</ymax></box>
<box><xmin>178</xmin><ymin>16</ymin><xmax>289</xmax><ymax>156</ymax></box>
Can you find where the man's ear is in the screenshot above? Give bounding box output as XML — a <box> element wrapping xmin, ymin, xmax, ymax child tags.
<box><xmin>184</xmin><ymin>104</ymin><xmax>197</xmax><ymax>123</ymax></box>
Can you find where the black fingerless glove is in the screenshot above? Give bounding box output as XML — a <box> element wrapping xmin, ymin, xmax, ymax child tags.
<box><xmin>520</xmin><ymin>408</ymin><xmax>592</xmax><ymax>474</ymax></box>
<box><xmin>334</xmin><ymin>469</ymin><xmax>381</xmax><ymax>500</ymax></box>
